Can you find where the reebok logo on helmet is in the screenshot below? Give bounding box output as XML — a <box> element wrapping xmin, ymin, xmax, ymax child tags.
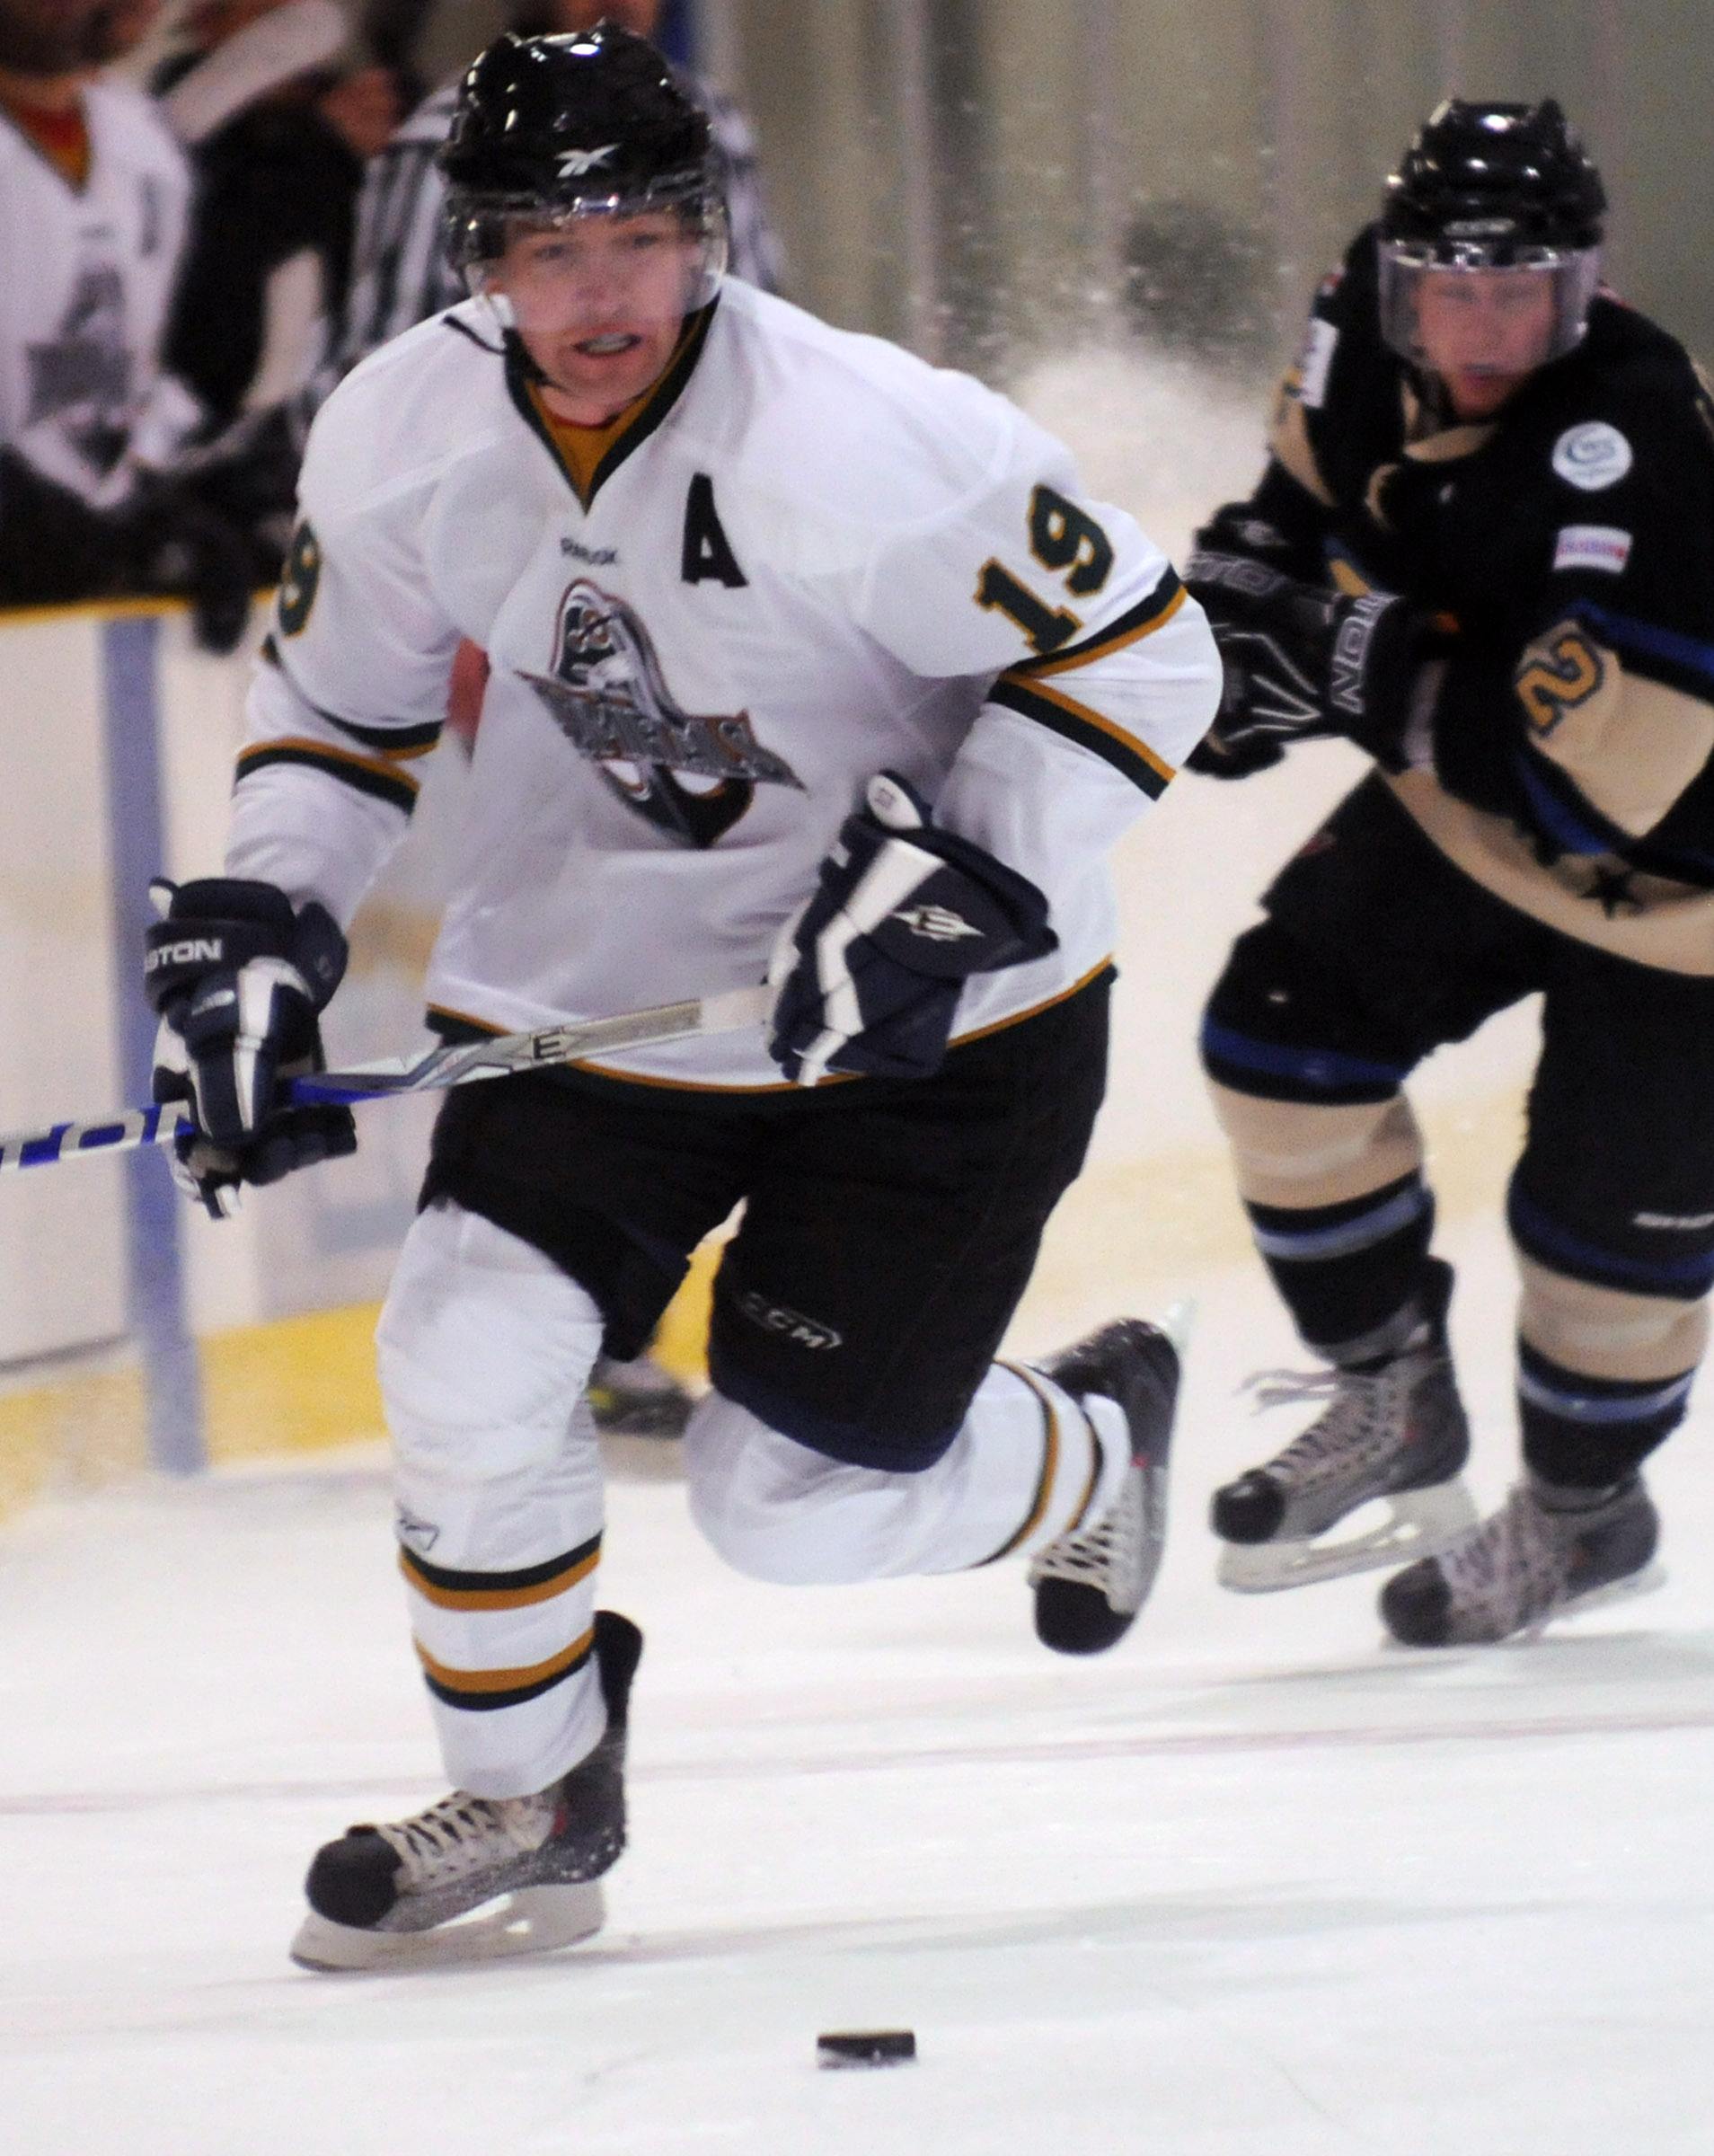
<box><xmin>557</xmin><ymin>145</ymin><xmax>618</xmax><ymax>178</ymax></box>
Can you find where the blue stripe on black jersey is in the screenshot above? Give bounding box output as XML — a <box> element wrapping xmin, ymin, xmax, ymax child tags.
<box><xmin>1570</xmin><ymin>600</ymin><xmax>1714</xmax><ymax>704</ymax></box>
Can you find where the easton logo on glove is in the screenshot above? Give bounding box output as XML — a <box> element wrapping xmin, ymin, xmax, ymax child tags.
<box><xmin>146</xmin><ymin>937</ymin><xmax>225</xmax><ymax>972</ymax></box>
<box><xmin>1329</xmin><ymin>593</ymin><xmax>1395</xmax><ymax>719</ymax></box>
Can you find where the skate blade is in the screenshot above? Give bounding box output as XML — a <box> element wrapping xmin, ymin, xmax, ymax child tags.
<box><xmin>290</xmin><ymin>1881</ymin><xmax>605</xmax><ymax>1974</ymax></box>
<box><xmin>1217</xmin><ymin>1478</ymin><xmax>1479</xmax><ymax>1594</ymax></box>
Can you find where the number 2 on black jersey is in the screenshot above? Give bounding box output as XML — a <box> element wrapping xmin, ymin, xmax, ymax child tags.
<box><xmin>975</xmin><ymin>484</ymin><xmax>1115</xmax><ymax>655</ymax></box>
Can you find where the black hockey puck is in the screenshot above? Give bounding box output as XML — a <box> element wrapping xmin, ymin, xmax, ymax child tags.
<box><xmin>817</xmin><ymin>2029</ymin><xmax>916</xmax><ymax>2069</ymax></box>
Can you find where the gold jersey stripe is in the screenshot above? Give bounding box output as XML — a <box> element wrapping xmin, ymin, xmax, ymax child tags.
<box><xmin>999</xmin><ymin>672</ymin><xmax>1178</xmax><ymax>785</ymax></box>
<box><xmin>238</xmin><ymin>734</ymin><xmax>423</xmax><ymax>798</ymax></box>
<box><xmin>414</xmin><ymin>1623</ymin><xmax>596</xmax><ymax>1697</ymax></box>
<box><xmin>1023</xmin><ymin>580</ymin><xmax>1188</xmax><ymax>679</ymax></box>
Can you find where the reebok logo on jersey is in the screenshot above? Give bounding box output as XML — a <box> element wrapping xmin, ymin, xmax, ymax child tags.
<box><xmin>1552</xmin><ymin>525</ymin><xmax>1632</xmax><ymax>575</ymax></box>
<box><xmin>556</xmin><ymin>145</ymin><xmax>618</xmax><ymax>177</ymax></box>
<box><xmin>395</xmin><ymin>1507</ymin><xmax>441</xmax><ymax>1553</ymax></box>
<box><xmin>891</xmin><ymin>903</ymin><xmax>982</xmax><ymax>942</ymax></box>
<box><xmin>736</xmin><ymin>1290</ymin><xmax>843</xmax><ymax>1351</ymax></box>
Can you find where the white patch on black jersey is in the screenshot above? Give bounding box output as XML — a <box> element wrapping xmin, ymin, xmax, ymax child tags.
<box><xmin>1295</xmin><ymin>318</ymin><xmax>1338</xmax><ymax>409</ymax></box>
<box><xmin>1552</xmin><ymin>421</ymin><xmax>1633</xmax><ymax>492</ymax></box>
<box><xmin>1553</xmin><ymin>524</ymin><xmax>1632</xmax><ymax>574</ymax></box>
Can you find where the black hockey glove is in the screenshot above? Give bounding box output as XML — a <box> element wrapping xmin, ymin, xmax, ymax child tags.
<box><xmin>127</xmin><ymin>477</ymin><xmax>263</xmax><ymax>657</ymax></box>
<box><xmin>768</xmin><ymin>772</ymin><xmax>1056</xmax><ymax>1088</ymax></box>
<box><xmin>145</xmin><ymin>878</ymin><xmax>355</xmax><ymax>1219</ymax></box>
<box><xmin>0</xmin><ymin>448</ymin><xmax>260</xmax><ymax>655</ymax></box>
<box><xmin>1183</xmin><ymin>551</ymin><xmax>1427</xmax><ymax>779</ymax></box>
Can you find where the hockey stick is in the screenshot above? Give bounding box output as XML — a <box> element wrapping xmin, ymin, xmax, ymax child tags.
<box><xmin>0</xmin><ymin>985</ymin><xmax>771</xmax><ymax>1177</ymax></box>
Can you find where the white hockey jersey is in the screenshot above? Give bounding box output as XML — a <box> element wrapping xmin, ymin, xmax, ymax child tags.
<box><xmin>231</xmin><ymin>280</ymin><xmax>1221</xmax><ymax>1086</ymax></box>
<box><xmin>0</xmin><ymin>83</ymin><xmax>198</xmax><ymax>507</ymax></box>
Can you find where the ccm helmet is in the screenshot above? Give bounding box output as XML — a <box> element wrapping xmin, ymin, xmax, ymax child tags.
<box><xmin>440</xmin><ymin>27</ymin><xmax>728</xmax><ymax>315</ymax></box>
<box><xmin>1377</xmin><ymin>100</ymin><xmax>1605</xmax><ymax>367</ymax></box>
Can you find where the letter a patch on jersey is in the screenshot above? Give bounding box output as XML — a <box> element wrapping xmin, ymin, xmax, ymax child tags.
<box><xmin>682</xmin><ymin>473</ymin><xmax>747</xmax><ymax>588</ymax></box>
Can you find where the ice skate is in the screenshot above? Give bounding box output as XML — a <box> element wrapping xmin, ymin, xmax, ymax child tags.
<box><xmin>1213</xmin><ymin>1259</ymin><xmax>1475</xmax><ymax>1592</ymax></box>
<box><xmin>290</xmin><ymin>1611</ymin><xmax>642</xmax><ymax>1973</ymax></box>
<box><xmin>1029</xmin><ymin>1309</ymin><xmax>1185</xmax><ymax>1656</ymax></box>
<box><xmin>588</xmin><ymin>1352</ymin><xmax>693</xmax><ymax>1438</ymax></box>
<box><xmin>1380</xmin><ymin>1472</ymin><xmax>1662</xmax><ymax>1646</ymax></box>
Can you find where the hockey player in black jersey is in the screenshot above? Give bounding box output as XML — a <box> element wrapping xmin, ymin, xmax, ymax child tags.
<box><xmin>1185</xmin><ymin>100</ymin><xmax>1713</xmax><ymax>1644</ymax></box>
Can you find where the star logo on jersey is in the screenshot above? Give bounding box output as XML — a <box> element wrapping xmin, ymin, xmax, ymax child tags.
<box><xmin>520</xmin><ymin>579</ymin><xmax>804</xmax><ymax>847</ymax></box>
<box><xmin>557</xmin><ymin>144</ymin><xmax>619</xmax><ymax>178</ymax></box>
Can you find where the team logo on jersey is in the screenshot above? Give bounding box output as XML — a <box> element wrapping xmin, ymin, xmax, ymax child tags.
<box><xmin>25</xmin><ymin>264</ymin><xmax>133</xmax><ymax>473</ymax></box>
<box><xmin>1551</xmin><ymin>421</ymin><xmax>1633</xmax><ymax>492</ymax></box>
<box><xmin>520</xmin><ymin>579</ymin><xmax>804</xmax><ymax>847</ymax></box>
<box><xmin>557</xmin><ymin>144</ymin><xmax>618</xmax><ymax>177</ymax></box>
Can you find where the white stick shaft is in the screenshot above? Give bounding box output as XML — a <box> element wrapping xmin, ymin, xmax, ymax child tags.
<box><xmin>0</xmin><ymin>985</ymin><xmax>771</xmax><ymax>1175</ymax></box>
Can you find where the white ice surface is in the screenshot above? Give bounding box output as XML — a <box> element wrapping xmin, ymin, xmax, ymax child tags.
<box><xmin>4</xmin><ymin>1215</ymin><xmax>1712</xmax><ymax>2155</ymax></box>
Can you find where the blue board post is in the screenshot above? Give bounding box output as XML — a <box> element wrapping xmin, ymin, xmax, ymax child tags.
<box><xmin>101</xmin><ymin>614</ymin><xmax>207</xmax><ymax>1475</ymax></box>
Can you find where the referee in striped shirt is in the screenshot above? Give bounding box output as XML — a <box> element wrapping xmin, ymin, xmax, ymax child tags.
<box><xmin>305</xmin><ymin>0</ymin><xmax>782</xmax><ymax>411</ymax></box>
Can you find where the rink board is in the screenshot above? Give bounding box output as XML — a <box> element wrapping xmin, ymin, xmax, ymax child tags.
<box><xmin>0</xmin><ymin>359</ymin><xmax>1543</xmax><ymax>1499</ymax></box>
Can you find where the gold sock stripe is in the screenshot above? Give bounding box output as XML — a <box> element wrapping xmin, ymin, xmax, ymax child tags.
<box><xmin>1063</xmin><ymin>1401</ymin><xmax>1106</xmax><ymax>1536</ymax></box>
<box><xmin>977</xmin><ymin>1363</ymin><xmax>1061</xmax><ymax>1564</ymax></box>
<box><xmin>399</xmin><ymin>1542</ymin><xmax>600</xmax><ymax>1613</ymax></box>
<box><xmin>415</xmin><ymin>1623</ymin><xmax>596</xmax><ymax>1706</ymax></box>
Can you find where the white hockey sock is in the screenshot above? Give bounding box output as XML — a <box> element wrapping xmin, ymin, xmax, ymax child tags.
<box><xmin>686</xmin><ymin>1364</ymin><xmax>1131</xmax><ymax>1583</ymax></box>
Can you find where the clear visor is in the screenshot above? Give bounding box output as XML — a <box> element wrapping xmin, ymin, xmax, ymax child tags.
<box><xmin>449</xmin><ymin>189</ymin><xmax>729</xmax><ymax>338</ymax></box>
<box><xmin>1377</xmin><ymin>241</ymin><xmax>1602</xmax><ymax>374</ymax></box>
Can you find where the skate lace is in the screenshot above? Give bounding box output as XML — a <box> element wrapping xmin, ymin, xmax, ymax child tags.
<box><xmin>1033</xmin><ymin>1480</ymin><xmax>1137</xmax><ymax>1586</ymax></box>
<box><xmin>1242</xmin><ymin>1363</ymin><xmax>1411</xmax><ymax>1493</ymax></box>
<box><xmin>375</xmin><ymin>1788</ymin><xmax>557</xmax><ymax>1889</ymax></box>
<box><xmin>1433</xmin><ymin>1484</ymin><xmax>1567</xmax><ymax>1626</ymax></box>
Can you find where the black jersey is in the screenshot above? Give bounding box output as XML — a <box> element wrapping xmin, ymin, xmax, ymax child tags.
<box><xmin>1219</xmin><ymin>225</ymin><xmax>1714</xmax><ymax>976</ymax></box>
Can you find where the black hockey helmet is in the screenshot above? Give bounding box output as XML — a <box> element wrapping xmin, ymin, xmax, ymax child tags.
<box><xmin>1383</xmin><ymin>99</ymin><xmax>1605</xmax><ymax>258</ymax></box>
<box><xmin>1376</xmin><ymin>100</ymin><xmax>1605</xmax><ymax>366</ymax></box>
<box><xmin>440</xmin><ymin>28</ymin><xmax>726</xmax><ymax>300</ymax></box>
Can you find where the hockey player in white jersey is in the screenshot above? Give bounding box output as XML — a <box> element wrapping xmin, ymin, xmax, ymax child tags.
<box><xmin>143</xmin><ymin>27</ymin><xmax>1221</xmax><ymax>1972</ymax></box>
<box><xmin>0</xmin><ymin>0</ymin><xmax>272</xmax><ymax>646</ymax></box>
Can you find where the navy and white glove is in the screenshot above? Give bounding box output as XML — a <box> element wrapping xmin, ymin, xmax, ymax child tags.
<box><xmin>768</xmin><ymin>773</ymin><xmax>1056</xmax><ymax>1088</ymax></box>
<box><xmin>1183</xmin><ymin>551</ymin><xmax>1427</xmax><ymax>778</ymax></box>
<box><xmin>144</xmin><ymin>878</ymin><xmax>355</xmax><ymax>1218</ymax></box>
